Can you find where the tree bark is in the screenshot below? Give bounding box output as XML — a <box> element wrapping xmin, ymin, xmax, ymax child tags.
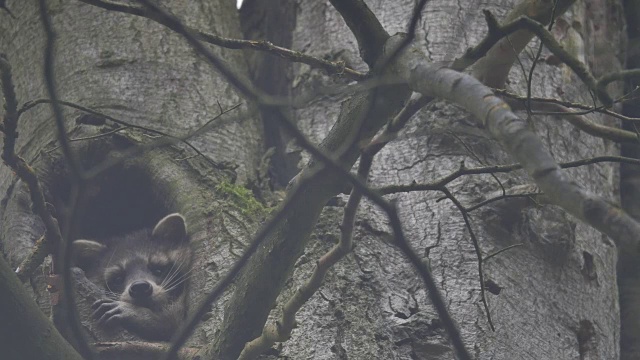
<box><xmin>0</xmin><ymin>0</ymin><xmax>262</xmax><ymax>356</ymax></box>
<box><xmin>270</xmin><ymin>0</ymin><xmax>621</xmax><ymax>358</ymax></box>
<box><xmin>0</xmin><ymin>0</ymin><xmax>630</xmax><ymax>359</ymax></box>
<box><xmin>0</xmin><ymin>252</ymin><xmax>83</xmax><ymax>360</ymax></box>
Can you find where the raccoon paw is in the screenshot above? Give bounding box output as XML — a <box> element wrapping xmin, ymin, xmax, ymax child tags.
<box><xmin>92</xmin><ymin>299</ymin><xmax>136</xmax><ymax>326</ymax></box>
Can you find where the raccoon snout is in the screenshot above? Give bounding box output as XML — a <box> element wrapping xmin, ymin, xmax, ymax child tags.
<box><xmin>129</xmin><ymin>281</ymin><xmax>153</xmax><ymax>299</ymax></box>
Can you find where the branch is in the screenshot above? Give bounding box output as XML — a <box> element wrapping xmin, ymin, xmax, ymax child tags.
<box><xmin>469</xmin><ymin>190</ymin><xmax>545</xmax><ymax>212</ymax></box>
<box><xmin>453</xmin><ymin>0</ymin><xmax>575</xmax><ymax>79</ymax></box>
<box><xmin>77</xmin><ymin>0</ymin><xmax>366</xmax><ymax>80</ymax></box>
<box><xmin>119</xmin><ymin>3</ymin><xmax>468</xmax><ymax>359</ymax></box>
<box><xmin>496</xmin><ymin>88</ymin><xmax>640</xmax><ymax>122</ymax></box>
<box><xmin>237</xmin><ymin>91</ymin><xmax>447</xmax><ymax>357</ymax></box>
<box><xmin>475</xmin><ymin>11</ymin><xmax>610</xmax><ymax>105</ymax></box>
<box><xmin>18</xmin><ymin>98</ymin><xmax>241</xmax><ymax>176</ymax></box>
<box><xmin>0</xmin><ymin>253</ymin><xmax>84</xmax><ymax>360</ymax></box>
<box><xmin>507</xmin><ymin>98</ymin><xmax>640</xmax><ymax>144</ymax></box>
<box><xmin>379</xmin><ymin>156</ymin><xmax>640</xmax><ymax>195</ymax></box>
<box><xmin>0</xmin><ymin>58</ymin><xmax>64</xmax><ymax>283</ymax></box>
<box><xmin>439</xmin><ymin>187</ymin><xmax>494</xmax><ymax>331</ymax></box>
<box><xmin>327</xmin><ymin>0</ymin><xmax>389</xmax><ymax>66</ymax></box>
<box><xmin>392</xmin><ymin>33</ymin><xmax>640</xmax><ymax>254</ymax></box>
<box><xmin>37</xmin><ymin>1</ymin><xmax>93</xmax><ymax>358</ymax></box>
<box><xmin>483</xmin><ymin>243</ymin><xmax>524</xmax><ymax>262</ymax></box>
<box><xmin>597</xmin><ymin>69</ymin><xmax>640</xmax><ymax>98</ymax></box>
<box><xmin>238</xmin><ymin>150</ymin><xmax>371</xmax><ymax>360</ymax></box>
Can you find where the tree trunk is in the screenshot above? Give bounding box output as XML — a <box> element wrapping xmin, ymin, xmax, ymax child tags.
<box><xmin>260</xmin><ymin>0</ymin><xmax>621</xmax><ymax>358</ymax></box>
<box><xmin>0</xmin><ymin>0</ymin><xmax>263</xmax><ymax>355</ymax></box>
<box><xmin>0</xmin><ymin>0</ymin><xmax>631</xmax><ymax>359</ymax></box>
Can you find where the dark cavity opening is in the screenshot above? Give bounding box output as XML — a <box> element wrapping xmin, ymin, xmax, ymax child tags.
<box><xmin>53</xmin><ymin>165</ymin><xmax>167</xmax><ymax>240</ymax></box>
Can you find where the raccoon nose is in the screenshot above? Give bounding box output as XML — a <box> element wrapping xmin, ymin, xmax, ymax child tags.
<box><xmin>129</xmin><ymin>281</ymin><xmax>153</xmax><ymax>299</ymax></box>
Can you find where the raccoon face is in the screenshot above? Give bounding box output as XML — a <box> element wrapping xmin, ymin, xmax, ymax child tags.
<box><xmin>102</xmin><ymin>250</ymin><xmax>188</xmax><ymax>308</ymax></box>
<box><xmin>73</xmin><ymin>213</ymin><xmax>191</xmax><ymax>309</ymax></box>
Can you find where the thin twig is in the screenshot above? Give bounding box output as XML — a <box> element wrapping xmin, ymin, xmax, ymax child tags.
<box><xmin>483</xmin><ymin>244</ymin><xmax>524</xmax><ymax>262</ymax></box>
<box><xmin>238</xmin><ymin>148</ymin><xmax>373</xmax><ymax>360</ymax></box>
<box><xmin>526</xmin><ymin>0</ymin><xmax>560</xmax><ymax>114</ymax></box>
<box><xmin>18</xmin><ymin>99</ymin><xmax>237</xmax><ymax>170</ymax></box>
<box><xmin>496</xmin><ymin>89</ymin><xmax>640</xmax><ymax>122</ymax></box>
<box><xmin>378</xmin><ymin>156</ymin><xmax>640</xmax><ymax>195</ymax></box>
<box><xmin>440</xmin><ymin>187</ymin><xmax>494</xmax><ymax>331</ymax></box>
<box><xmin>77</xmin><ymin>0</ymin><xmax>366</xmax><ymax>80</ymax></box>
<box><xmin>37</xmin><ymin>0</ymin><xmax>93</xmax><ymax>359</ymax></box>
<box><xmin>0</xmin><ymin>57</ymin><xmax>63</xmax><ymax>283</ymax></box>
<box><xmin>466</xmin><ymin>192</ymin><xmax>543</xmax><ymax>212</ymax></box>
<box><xmin>128</xmin><ymin>2</ymin><xmax>470</xmax><ymax>359</ymax></box>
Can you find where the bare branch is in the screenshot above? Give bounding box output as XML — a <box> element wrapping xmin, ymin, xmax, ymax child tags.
<box><xmin>597</xmin><ymin>69</ymin><xmax>640</xmax><ymax>97</ymax></box>
<box><xmin>78</xmin><ymin>0</ymin><xmax>366</xmax><ymax>80</ymax></box>
<box><xmin>18</xmin><ymin>98</ymin><xmax>241</xmax><ymax>176</ymax></box>
<box><xmin>379</xmin><ymin>156</ymin><xmax>640</xmax><ymax>195</ymax></box>
<box><xmin>392</xmin><ymin>34</ymin><xmax>640</xmax><ymax>255</ymax></box>
<box><xmin>483</xmin><ymin>243</ymin><xmax>524</xmax><ymax>262</ymax></box>
<box><xmin>466</xmin><ymin>192</ymin><xmax>545</xmax><ymax>212</ymax></box>
<box><xmin>496</xmin><ymin>88</ymin><xmax>640</xmax><ymax>122</ymax></box>
<box><xmin>473</xmin><ymin>11</ymin><xmax>610</xmax><ymax>105</ymax></box>
<box><xmin>238</xmin><ymin>152</ymin><xmax>371</xmax><ymax>360</ymax></box>
<box><xmin>440</xmin><ymin>187</ymin><xmax>494</xmax><ymax>331</ymax></box>
<box><xmin>0</xmin><ymin>58</ymin><xmax>68</xmax><ymax>284</ymax></box>
<box><xmin>0</xmin><ymin>253</ymin><xmax>84</xmax><ymax>360</ymax></box>
<box><xmin>327</xmin><ymin>0</ymin><xmax>389</xmax><ymax>66</ymax></box>
<box><xmin>509</xmin><ymin>99</ymin><xmax>640</xmax><ymax>144</ymax></box>
<box><xmin>524</xmin><ymin>0</ymin><xmax>561</xmax><ymax>117</ymax></box>
<box><xmin>37</xmin><ymin>1</ymin><xmax>92</xmax><ymax>358</ymax></box>
<box><xmin>454</xmin><ymin>0</ymin><xmax>575</xmax><ymax>79</ymax></box>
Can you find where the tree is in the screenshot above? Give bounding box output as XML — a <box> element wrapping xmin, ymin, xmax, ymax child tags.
<box><xmin>1</xmin><ymin>0</ymin><xmax>638</xmax><ymax>359</ymax></box>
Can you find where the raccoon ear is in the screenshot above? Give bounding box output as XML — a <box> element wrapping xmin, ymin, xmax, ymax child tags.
<box><xmin>71</xmin><ymin>239</ymin><xmax>107</xmax><ymax>265</ymax></box>
<box><xmin>152</xmin><ymin>213</ymin><xmax>188</xmax><ymax>243</ymax></box>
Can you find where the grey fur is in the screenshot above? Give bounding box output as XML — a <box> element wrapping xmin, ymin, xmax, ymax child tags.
<box><xmin>72</xmin><ymin>213</ymin><xmax>192</xmax><ymax>341</ymax></box>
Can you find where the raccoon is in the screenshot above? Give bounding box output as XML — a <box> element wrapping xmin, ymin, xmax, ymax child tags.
<box><xmin>72</xmin><ymin>213</ymin><xmax>192</xmax><ymax>341</ymax></box>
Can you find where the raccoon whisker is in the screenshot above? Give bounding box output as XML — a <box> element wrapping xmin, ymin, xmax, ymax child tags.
<box><xmin>163</xmin><ymin>275</ymin><xmax>194</xmax><ymax>293</ymax></box>
<box><xmin>165</xmin><ymin>259</ymin><xmax>184</xmax><ymax>282</ymax></box>
<box><xmin>162</xmin><ymin>272</ymin><xmax>189</xmax><ymax>291</ymax></box>
<box><xmin>162</xmin><ymin>264</ymin><xmax>185</xmax><ymax>287</ymax></box>
<box><xmin>163</xmin><ymin>266</ymin><xmax>204</xmax><ymax>293</ymax></box>
<box><xmin>163</xmin><ymin>268</ymin><xmax>199</xmax><ymax>292</ymax></box>
<box><xmin>168</xmin><ymin>270</ymin><xmax>193</xmax><ymax>287</ymax></box>
<box><xmin>163</xmin><ymin>265</ymin><xmax>197</xmax><ymax>288</ymax></box>
<box><xmin>158</xmin><ymin>263</ymin><xmax>179</xmax><ymax>289</ymax></box>
<box><xmin>161</xmin><ymin>261</ymin><xmax>190</xmax><ymax>288</ymax></box>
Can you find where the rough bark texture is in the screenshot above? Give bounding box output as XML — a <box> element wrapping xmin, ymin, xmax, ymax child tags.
<box><xmin>0</xmin><ymin>0</ymin><xmax>262</xmax><ymax>354</ymax></box>
<box><xmin>274</xmin><ymin>0</ymin><xmax>621</xmax><ymax>359</ymax></box>
<box><xmin>0</xmin><ymin>250</ymin><xmax>84</xmax><ymax>360</ymax></box>
<box><xmin>240</xmin><ymin>0</ymin><xmax>300</xmax><ymax>188</ymax></box>
<box><xmin>0</xmin><ymin>0</ymin><xmax>628</xmax><ymax>359</ymax></box>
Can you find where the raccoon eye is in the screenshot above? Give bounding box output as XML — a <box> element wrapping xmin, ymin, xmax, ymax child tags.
<box><xmin>149</xmin><ymin>263</ymin><xmax>169</xmax><ymax>277</ymax></box>
<box><xmin>152</xmin><ymin>268</ymin><xmax>164</xmax><ymax>277</ymax></box>
<box><xmin>107</xmin><ymin>274</ymin><xmax>124</xmax><ymax>289</ymax></box>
